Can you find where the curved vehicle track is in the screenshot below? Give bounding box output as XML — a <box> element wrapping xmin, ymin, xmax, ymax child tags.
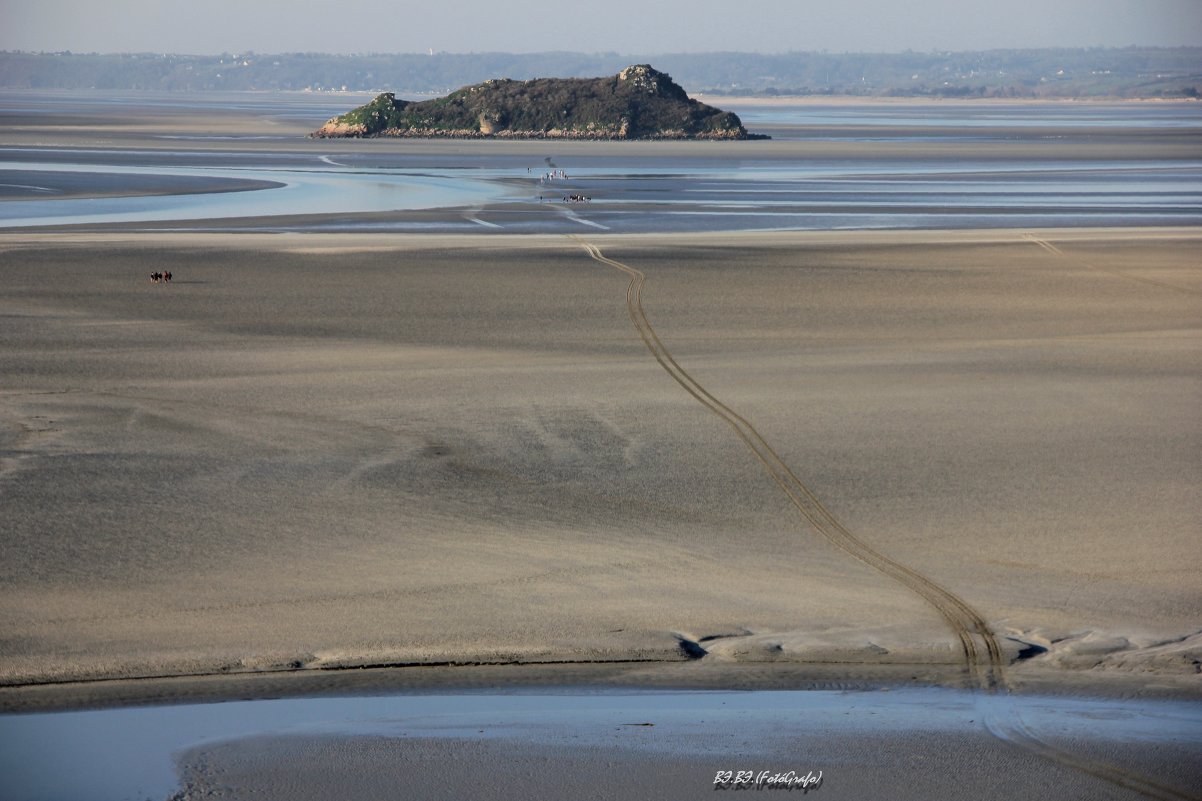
<box><xmin>982</xmin><ymin>701</ymin><xmax>1200</xmax><ymax>801</ymax></box>
<box><xmin>577</xmin><ymin>237</ymin><xmax>1201</xmax><ymax>800</ymax></box>
<box><xmin>575</xmin><ymin>237</ymin><xmax>1004</xmax><ymax>691</ymax></box>
<box><xmin>1022</xmin><ymin>233</ymin><xmax>1200</xmax><ymax>297</ymax></box>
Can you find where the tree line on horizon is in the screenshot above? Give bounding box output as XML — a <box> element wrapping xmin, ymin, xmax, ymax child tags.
<box><xmin>0</xmin><ymin>48</ymin><xmax>1199</xmax><ymax>99</ymax></box>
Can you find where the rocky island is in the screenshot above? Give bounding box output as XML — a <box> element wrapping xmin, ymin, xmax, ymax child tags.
<box><xmin>311</xmin><ymin>64</ymin><xmax>762</xmax><ymax>140</ymax></box>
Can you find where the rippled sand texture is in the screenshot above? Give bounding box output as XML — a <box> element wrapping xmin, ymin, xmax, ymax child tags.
<box><xmin>2</xmin><ymin>229</ymin><xmax>1198</xmax><ymax>693</ymax></box>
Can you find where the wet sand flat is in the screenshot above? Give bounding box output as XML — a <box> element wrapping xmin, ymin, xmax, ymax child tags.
<box><xmin>3</xmin><ymin>93</ymin><xmax>1199</xmax><ymax>235</ymax></box>
<box><xmin>1</xmin><ymin>228</ymin><xmax>1199</xmax><ymax>700</ymax></box>
<box><xmin>5</xmin><ymin>688</ymin><xmax>1200</xmax><ymax>801</ymax></box>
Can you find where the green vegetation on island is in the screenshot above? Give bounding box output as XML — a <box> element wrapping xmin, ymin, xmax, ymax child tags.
<box><xmin>311</xmin><ymin>65</ymin><xmax>757</xmax><ymax>139</ymax></box>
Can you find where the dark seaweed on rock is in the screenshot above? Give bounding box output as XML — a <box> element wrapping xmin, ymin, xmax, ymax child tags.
<box><xmin>312</xmin><ymin>65</ymin><xmax>763</xmax><ymax>140</ymax></box>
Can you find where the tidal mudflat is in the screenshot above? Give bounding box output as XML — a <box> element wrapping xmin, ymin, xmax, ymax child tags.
<box><xmin>2</xmin><ymin>92</ymin><xmax>1199</xmax><ymax>233</ymax></box>
<box><xmin>0</xmin><ymin>92</ymin><xmax>1199</xmax><ymax>800</ymax></box>
<box><xmin>3</xmin><ymin>687</ymin><xmax>1200</xmax><ymax>801</ymax></box>
<box><xmin>2</xmin><ymin>229</ymin><xmax>1199</xmax><ymax>797</ymax></box>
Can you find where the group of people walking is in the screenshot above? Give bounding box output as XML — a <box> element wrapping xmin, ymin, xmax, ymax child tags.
<box><xmin>149</xmin><ymin>271</ymin><xmax>172</xmax><ymax>283</ymax></box>
<box><xmin>532</xmin><ymin>163</ymin><xmax>593</xmax><ymax>205</ymax></box>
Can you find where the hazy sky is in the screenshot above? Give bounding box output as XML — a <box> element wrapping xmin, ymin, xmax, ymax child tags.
<box><xmin>3</xmin><ymin>0</ymin><xmax>1201</xmax><ymax>54</ymax></box>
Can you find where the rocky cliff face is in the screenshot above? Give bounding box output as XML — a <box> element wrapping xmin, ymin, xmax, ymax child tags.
<box><xmin>312</xmin><ymin>65</ymin><xmax>762</xmax><ymax>140</ymax></box>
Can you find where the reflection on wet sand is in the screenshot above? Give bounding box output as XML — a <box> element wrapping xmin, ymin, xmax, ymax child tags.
<box><xmin>0</xmin><ymin>92</ymin><xmax>1198</xmax><ymax>232</ymax></box>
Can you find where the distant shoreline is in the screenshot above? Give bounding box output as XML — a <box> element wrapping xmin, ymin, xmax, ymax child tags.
<box><xmin>703</xmin><ymin>94</ymin><xmax>1202</xmax><ymax>105</ymax></box>
<box><xmin>1</xmin><ymin>86</ymin><xmax>1196</xmax><ymax>105</ymax></box>
<box><xmin>3</xmin><ymin>86</ymin><xmax>1197</xmax><ymax>104</ymax></box>
<box><xmin>3</xmin><ymin>46</ymin><xmax>1198</xmax><ymax>99</ymax></box>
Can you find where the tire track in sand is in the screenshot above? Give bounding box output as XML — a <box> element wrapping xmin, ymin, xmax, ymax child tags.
<box><xmin>1022</xmin><ymin>233</ymin><xmax>1200</xmax><ymax>297</ymax></box>
<box><xmin>578</xmin><ymin>238</ymin><xmax>1201</xmax><ymax>800</ymax></box>
<box><xmin>981</xmin><ymin>700</ymin><xmax>1200</xmax><ymax>801</ymax></box>
<box><xmin>574</xmin><ymin>237</ymin><xmax>1004</xmax><ymax>691</ymax></box>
